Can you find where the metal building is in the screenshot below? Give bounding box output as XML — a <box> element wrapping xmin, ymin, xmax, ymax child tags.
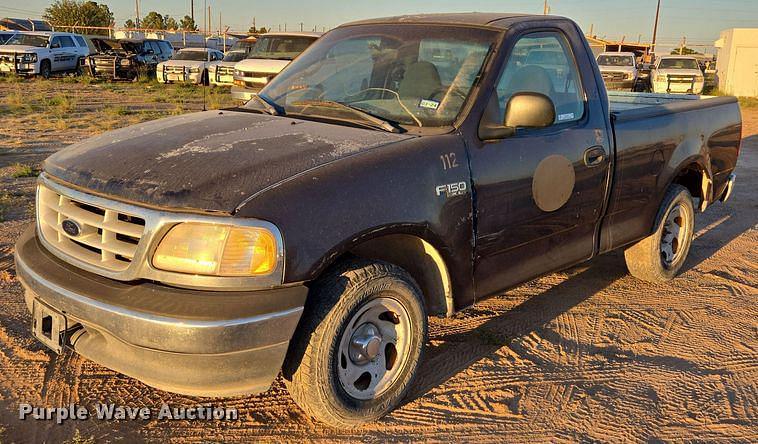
<box><xmin>714</xmin><ymin>28</ymin><xmax>758</xmax><ymax>97</ymax></box>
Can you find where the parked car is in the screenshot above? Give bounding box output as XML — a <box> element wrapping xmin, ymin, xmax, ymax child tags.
<box><xmin>596</xmin><ymin>51</ymin><xmax>639</xmax><ymax>91</ymax></box>
<box><xmin>88</xmin><ymin>38</ymin><xmax>174</xmax><ymax>81</ymax></box>
<box><xmin>209</xmin><ymin>50</ymin><xmax>246</xmax><ymax>86</ymax></box>
<box><xmin>156</xmin><ymin>47</ymin><xmax>224</xmax><ymax>85</ymax></box>
<box><xmin>0</xmin><ymin>30</ymin><xmax>18</xmax><ymax>44</ymax></box>
<box><xmin>231</xmin><ymin>32</ymin><xmax>321</xmax><ymax>101</ymax></box>
<box><xmin>0</xmin><ymin>31</ymin><xmax>90</xmax><ymax>78</ymax></box>
<box><xmin>16</xmin><ymin>13</ymin><xmax>741</xmax><ymax>428</ymax></box>
<box><xmin>651</xmin><ymin>55</ymin><xmax>705</xmax><ymax>94</ymax></box>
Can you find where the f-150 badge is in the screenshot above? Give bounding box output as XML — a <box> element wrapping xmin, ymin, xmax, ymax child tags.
<box><xmin>436</xmin><ymin>182</ymin><xmax>468</xmax><ymax>198</ymax></box>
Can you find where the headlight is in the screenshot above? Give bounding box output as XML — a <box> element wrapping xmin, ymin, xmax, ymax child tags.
<box><xmin>695</xmin><ymin>75</ymin><xmax>704</xmax><ymax>82</ymax></box>
<box><xmin>18</xmin><ymin>53</ymin><xmax>37</xmax><ymax>63</ymax></box>
<box><xmin>119</xmin><ymin>59</ymin><xmax>131</xmax><ymax>66</ymax></box>
<box><xmin>656</xmin><ymin>75</ymin><xmax>667</xmax><ymax>82</ymax></box>
<box><xmin>153</xmin><ymin>223</ymin><xmax>278</xmax><ymax>276</ymax></box>
<box><xmin>189</xmin><ymin>67</ymin><xmax>200</xmax><ymax>73</ymax></box>
<box><xmin>626</xmin><ymin>72</ymin><xmax>634</xmax><ymax>80</ymax></box>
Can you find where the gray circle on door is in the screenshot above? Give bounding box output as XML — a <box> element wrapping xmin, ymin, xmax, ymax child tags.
<box><xmin>532</xmin><ymin>154</ymin><xmax>575</xmax><ymax>212</ymax></box>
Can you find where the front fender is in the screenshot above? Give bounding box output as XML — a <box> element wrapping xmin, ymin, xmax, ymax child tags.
<box><xmin>236</xmin><ymin>134</ymin><xmax>476</xmax><ymax>309</ymax></box>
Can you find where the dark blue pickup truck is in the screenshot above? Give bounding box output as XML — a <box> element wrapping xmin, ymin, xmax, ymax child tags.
<box><xmin>15</xmin><ymin>13</ymin><xmax>741</xmax><ymax>427</ymax></box>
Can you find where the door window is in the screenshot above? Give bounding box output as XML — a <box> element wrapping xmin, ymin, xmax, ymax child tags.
<box><xmin>73</xmin><ymin>35</ymin><xmax>87</xmax><ymax>48</ymax></box>
<box><xmin>58</xmin><ymin>35</ymin><xmax>76</xmax><ymax>48</ymax></box>
<box><xmin>158</xmin><ymin>41</ymin><xmax>173</xmax><ymax>55</ymax></box>
<box><xmin>50</xmin><ymin>36</ymin><xmax>62</xmax><ymax>48</ymax></box>
<box><xmin>495</xmin><ymin>31</ymin><xmax>585</xmax><ymax>124</ymax></box>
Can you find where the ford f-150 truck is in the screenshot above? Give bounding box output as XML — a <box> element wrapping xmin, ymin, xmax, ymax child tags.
<box><xmin>15</xmin><ymin>13</ymin><xmax>741</xmax><ymax>427</ymax></box>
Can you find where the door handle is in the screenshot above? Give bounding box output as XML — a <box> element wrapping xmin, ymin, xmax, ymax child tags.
<box><xmin>584</xmin><ymin>146</ymin><xmax>606</xmax><ymax>167</ymax></box>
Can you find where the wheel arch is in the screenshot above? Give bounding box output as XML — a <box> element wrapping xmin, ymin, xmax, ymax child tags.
<box><xmin>667</xmin><ymin>157</ymin><xmax>712</xmax><ymax>212</ymax></box>
<box><xmin>311</xmin><ymin>230</ymin><xmax>455</xmax><ymax>318</ymax></box>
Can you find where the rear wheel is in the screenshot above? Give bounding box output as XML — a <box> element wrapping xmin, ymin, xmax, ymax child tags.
<box><xmin>283</xmin><ymin>259</ymin><xmax>427</xmax><ymax>427</ymax></box>
<box><xmin>624</xmin><ymin>185</ymin><xmax>695</xmax><ymax>282</ymax></box>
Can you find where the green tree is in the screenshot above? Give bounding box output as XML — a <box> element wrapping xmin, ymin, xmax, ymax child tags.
<box><xmin>44</xmin><ymin>0</ymin><xmax>114</xmax><ymax>34</ymax></box>
<box><xmin>165</xmin><ymin>16</ymin><xmax>179</xmax><ymax>31</ymax></box>
<box><xmin>179</xmin><ymin>15</ymin><xmax>198</xmax><ymax>31</ymax></box>
<box><xmin>124</xmin><ymin>18</ymin><xmax>135</xmax><ymax>28</ymax></box>
<box><xmin>140</xmin><ymin>11</ymin><xmax>165</xmax><ymax>30</ymax></box>
<box><xmin>259</xmin><ymin>27</ymin><xmax>267</xmax><ymax>34</ymax></box>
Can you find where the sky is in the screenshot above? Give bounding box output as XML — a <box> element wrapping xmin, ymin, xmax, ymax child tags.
<box><xmin>1</xmin><ymin>0</ymin><xmax>757</xmax><ymax>53</ymax></box>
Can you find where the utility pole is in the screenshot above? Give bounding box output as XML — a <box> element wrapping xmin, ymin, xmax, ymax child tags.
<box><xmin>300</xmin><ymin>22</ymin><xmax>304</xmax><ymax>32</ymax></box>
<box><xmin>679</xmin><ymin>36</ymin><xmax>686</xmax><ymax>55</ymax></box>
<box><xmin>589</xmin><ymin>23</ymin><xmax>594</xmax><ymax>37</ymax></box>
<box><xmin>208</xmin><ymin>5</ymin><xmax>211</xmax><ymax>36</ymax></box>
<box><xmin>543</xmin><ymin>0</ymin><xmax>549</xmax><ymax>15</ymax></box>
<box><xmin>190</xmin><ymin>0</ymin><xmax>194</xmax><ymax>22</ymax></box>
<box><xmin>651</xmin><ymin>0</ymin><xmax>661</xmax><ymax>55</ymax></box>
<box><xmin>135</xmin><ymin>0</ymin><xmax>140</xmax><ymax>28</ymax></box>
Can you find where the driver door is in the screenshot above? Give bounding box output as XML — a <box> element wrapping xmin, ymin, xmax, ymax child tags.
<box><xmin>469</xmin><ymin>29</ymin><xmax>612</xmax><ymax>298</ymax></box>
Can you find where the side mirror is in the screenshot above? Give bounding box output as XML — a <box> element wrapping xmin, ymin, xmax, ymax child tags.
<box><xmin>50</xmin><ymin>42</ymin><xmax>61</xmax><ymax>49</ymax></box>
<box><xmin>479</xmin><ymin>92</ymin><xmax>556</xmax><ymax>141</ymax></box>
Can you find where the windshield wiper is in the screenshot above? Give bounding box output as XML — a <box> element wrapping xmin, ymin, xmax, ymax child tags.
<box><xmin>293</xmin><ymin>100</ymin><xmax>400</xmax><ymax>133</ymax></box>
<box><xmin>251</xmin><ymin>93</ymin><xmax>282</xmax><ymax>116</ymax></box>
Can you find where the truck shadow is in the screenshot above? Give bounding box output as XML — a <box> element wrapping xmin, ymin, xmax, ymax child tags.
<box><xmin>403</xmin><ymin>252</ymin><xmax>628</xmax><ymax>406</ymax></box>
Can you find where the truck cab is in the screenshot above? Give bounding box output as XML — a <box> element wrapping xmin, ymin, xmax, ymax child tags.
<box><xmin>231</xmin><ymin>31</ymin><xmax>322</xmax><ymax>101</ymax></box>
<box><xmin>596</xmin><ymin>51</ymin><xmax>639</xmax><ymax>90</ymax></box>
<box><xmin>15</xmin><ymin>13</ymin><xmax>741</xmax><ymax>428</ymax></box>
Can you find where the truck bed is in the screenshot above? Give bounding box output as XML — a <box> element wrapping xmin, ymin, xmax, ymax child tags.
<box><xmin>601</xmin><ymin>90</ymin><xmax>742</xmax><ymax>252</ymax></box>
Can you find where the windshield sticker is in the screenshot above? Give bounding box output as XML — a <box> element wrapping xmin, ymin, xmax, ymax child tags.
<box><xmin>558</xmin><ymin>113</ymin><xmax>575</xmax><ymax>122</ymax></box>
<box><xmin>419</xmin><ymin>99</ymin><xmax>440</xmax><ymax>110</ymax></box>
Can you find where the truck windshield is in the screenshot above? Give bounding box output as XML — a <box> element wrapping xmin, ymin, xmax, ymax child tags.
<box><xmin>4</xmin><ymin>34</ymin><xmax>49</xmax><ymax>47</ymax></box>
<box><xmin>222</xmin><ymin>51</ymin><xmax>246</xmax><ymax>62</ymax></box>
<box><xmin>173</xmin><ymin>50</ymin><xmax>208</xmax><ymax>61</ymax></box>
<box><xmin>597</xmin><ymin>55</ymin><xmax>634</xmax><ymax>67</ymax></box>
<box><xmin>246</xmin><ymin>36</ymin><xmax>318</xmax><ymax>60</ymax></box>
<box><xmin>247</xmin><ymin>25</ymin><xmax>496</xmax><ymax>129</ymax></box>
<box><xmin>658</xmin><ymin>58</ymin><xmax>699</xmax><ymax>70</ymax></box>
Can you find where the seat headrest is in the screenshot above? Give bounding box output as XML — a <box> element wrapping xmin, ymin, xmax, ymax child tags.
<box><xmin>398</xmin><ymin>61</ymin><xmax>443</xmax><ymax>100</ymax></box>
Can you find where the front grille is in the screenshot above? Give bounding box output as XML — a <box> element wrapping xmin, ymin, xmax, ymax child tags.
<box><xmin>666</xmin><ymin>75</ymin><xmax>696</xmax><ymax>84</ymax></box>
<box><xmin>602</xmin><ymin>72</ymin><xmax>627</xmax><ymax>81</ymax></box>
<box><xmin>165</xmin><ymin>66</ymin><xmax>187</xmax><ymax>74</ymax></box>
<box><xmin>217</xmin><ymin>66</ymin><xmax>234</xmax><ymax>76</ymax></box>
<box><xmin>37</xmin><ymin>185</ymin><xmax>146</xmax><ymax>272</ymax></box>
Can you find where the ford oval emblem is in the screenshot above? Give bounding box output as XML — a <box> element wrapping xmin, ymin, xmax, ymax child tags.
<box><xmin>61</xmin><ymin>219</ymin><xmax>82</xmax><ymax>237</ymax></box>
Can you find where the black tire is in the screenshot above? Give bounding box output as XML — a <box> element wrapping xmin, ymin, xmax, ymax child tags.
<box><xmin>283</xmin><ymin>259</ymin><xmax>427</xmax><ymax>428</ymax></box>
<box><xmin>624</xmin><ymin>184</ymin><xmax>695</xmax><ymax>282</ymax></box>
<box><xmin>39</xmin><ymin>60</ymin><xmax>51</xmax><ymax>79</ymax></box>
<box><xmin>74</xmin><ymin>58</ymin><xmax>83</xmax><ymax>76</ymax></box>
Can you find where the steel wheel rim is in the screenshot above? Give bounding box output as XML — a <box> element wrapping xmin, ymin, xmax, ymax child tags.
<box><xmin>336</xmin><ymin>296</ymin><xmax>412</xmax><ymax>400</ymax></box>
<box><xmin>660</xmin><ymin>203</ymin><xmax>689</xmax><ymax>268</ymax></box>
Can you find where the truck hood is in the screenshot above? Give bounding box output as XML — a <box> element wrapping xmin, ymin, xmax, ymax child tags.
<box><xmin>0</xmin><ymin>45</ymin><xmax>40</xmax><ymax>53</ymax></box>
<box><xmin>654</xmin><ymin>69</ymin><xmax>702</xmax><ymax>77</ymax></box>
<box><xmin>599</xmin><ymin>66</ymin><xmax>635</xmax><ymax>74</ymax></box>
<box><xmin>44</xmin><ymin>110</ymin><xmax>413</xmax><ymax>213</ymax></box>
<box><xmin>159</xmin><ymin>60</ymin><xmax>207</xmax><ymax>69</ymax></box>
<box><xmin>235</xmin><ymin>58</ymin><xmax>290</xmax><ymax>74</ymax></box>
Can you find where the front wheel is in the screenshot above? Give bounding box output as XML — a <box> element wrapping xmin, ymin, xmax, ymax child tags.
<box><xmin>624</xmin><ymin>184</ymin><xmax>695</xmax><ymax>282</ymax></box>
<box><xmin>283</xmin><ymin>259</ymin><xmax>427</xmax><ymax>427</ymax></box>
<box><xmin>39</xmin><ymin>60</ymin><xmax>51</xmax><ymax>79</ymax></box>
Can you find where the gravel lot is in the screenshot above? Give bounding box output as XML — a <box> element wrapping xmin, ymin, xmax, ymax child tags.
<box><xmin>0</xmin><ymin>80</ymin><xmax>755</xmax><ymax>442</ymax></box>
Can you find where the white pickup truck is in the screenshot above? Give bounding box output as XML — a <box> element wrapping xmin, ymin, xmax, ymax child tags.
<box><xmin>651</xmin><ymin>55</ymin><xmax>705</xmax><ymax>94</ymax></box>
<box><xmin>0</xmin><ymin>31</ymin><xmax>90</xmax><ymax>78</ymax></box>
<box><xmin>156</xmin><ymin>47</ymin><xmax>224</xmax><ymax>85</ymax></box>
<box><xmin>231</xmin><ymin>32</ymin><xmax>322</xmax><ymax>101</ymax></box>
<box><xmin>596</xmin><ymin>52</ymin><xmax>639</xmax><ymax>91</ymax></box>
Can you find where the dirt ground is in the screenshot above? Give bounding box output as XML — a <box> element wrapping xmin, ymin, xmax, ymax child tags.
<box><xmin>0</xmin><ymin>80</ymin><xmax>755</xmax><ymax>442</ymax></box>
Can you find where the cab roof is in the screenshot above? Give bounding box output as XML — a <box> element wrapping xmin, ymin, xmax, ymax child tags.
<box><xmin>342</xmin><ymin>12</ymin><xmax>545</xmax><ymax>28</ymax></box>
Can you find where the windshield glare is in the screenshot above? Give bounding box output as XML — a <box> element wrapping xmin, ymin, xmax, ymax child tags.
<box><xmin>598</xmin><ymin>55</ymin><xmax>634</xmax><ymax>67</ymax></box>
<box><xmin>246</xmin><ymin>35</ymin><xmax>317</xmax><ymax>60</ymax></box>
<box><xmin>173</xmin><ymin>50</ymin><xmax>208</xmax><ymax>61</ymax></box>
<box><xmin>5</xmin><ymin>34</ymin><xmax>49</xmax><ymax>47</ymax></box>
<box><xmin>247</xmin><ymin>25</ymin><xmax>495</xmax><ymax>128</ymax></box>
<box><xmin>658</xmin><ymin>58</ymin><xmax>699</xmax><ymax>70</ymax></box>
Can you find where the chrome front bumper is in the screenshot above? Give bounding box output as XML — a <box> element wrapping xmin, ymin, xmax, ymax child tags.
<box><xmin>15</xmin><ymin>226</ymin><xmax>307</xmax><ymax>396</ymax></box>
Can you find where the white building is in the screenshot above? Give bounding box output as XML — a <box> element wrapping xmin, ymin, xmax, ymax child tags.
<box><xmin>714</xmin><ymin>28</ymin><xmax>758</xmax><ymax>97</ymax></box>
